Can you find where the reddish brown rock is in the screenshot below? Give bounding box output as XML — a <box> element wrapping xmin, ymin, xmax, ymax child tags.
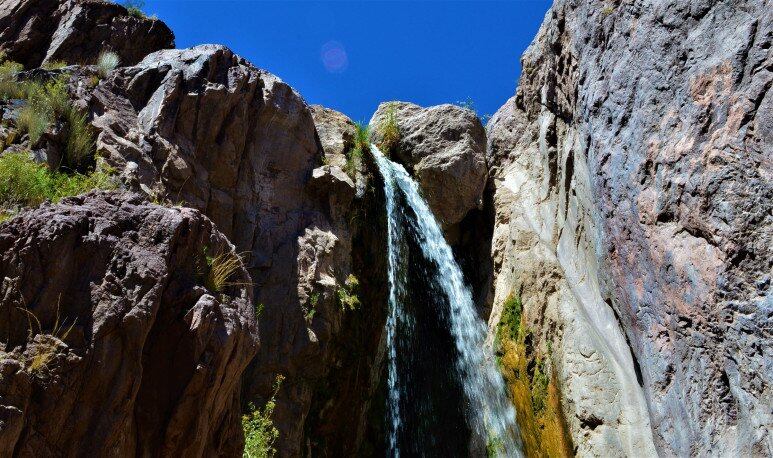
<box><xmin>0</xmin><ymin>192</ymin><xmax>258</xmax><ymax>457</ymax></box>
<box><xmin>0</xmin><ymin>0</ymin><xmax>174</xmax><ymax>68</ymax></box>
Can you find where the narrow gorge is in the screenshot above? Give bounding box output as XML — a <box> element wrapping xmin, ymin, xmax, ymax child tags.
<box><xmin>0</xmin><ymin>0</ymin><xmax>770</xmax><ymax>457</ymax></box>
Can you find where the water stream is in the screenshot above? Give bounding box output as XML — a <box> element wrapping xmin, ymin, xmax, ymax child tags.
<box><xmin>373</xmin><ymin>146</ymin><xmax>522</xmax><ymax>457</ymax></box>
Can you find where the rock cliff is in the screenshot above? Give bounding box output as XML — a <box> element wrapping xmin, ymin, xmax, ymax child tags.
<box><xmin>0</xmin><ymin>0</ymin><xmax>174</xmax><ymax>68</ymax></box>
<box><xmin>0</xmin><ymin>192</ymin><xmax>257</xmax><ymax>456</ymax></box>
<box><xmin>487</xmin><ymin>0</ymin><xmax>771</xmax><ymax>455</ymax></box>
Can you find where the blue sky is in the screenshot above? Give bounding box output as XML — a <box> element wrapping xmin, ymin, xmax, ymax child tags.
<box><xmin>142</xmin><ymin>1</ymin><xmax>552</xmax><ymax>122</ymax></box>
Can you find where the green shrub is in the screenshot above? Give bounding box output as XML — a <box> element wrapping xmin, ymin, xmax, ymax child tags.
<box><xmin>343</xmin><ymin>123</ymin><xmax>369</xmax><ymax>178</ymax></box>
<box><xmin>243</xmin><ymin>375</ymin><xmax>284</xmax><ymax>458</ymax></box>
<box><xmin>377</xmin><ymin>107</ymin><xmax>399</xmax><ymax>156</ymax></box>
<box><xmin>97</xmin><ymin>51</ymin><xmax>120</xmax><ymax>78</ymax></box>
<box><xmin>0</xmin><ymin>60</ymin><xmax>24</xmax><ymax>100</ymax></box>
<box><xmin>17</xmin><ymin>105</ymin><xmax>49</xmax><ymax>145</ymax></box>
<box><xmin>337</xmin><ymin>274</ymin><xmax>361</xmax><ymax>311</ymax></box>
<box><xmin>12</xmin><ymin>76</ymin><xmax>95</xmax><ymax>167</ymax></box>
<box><xmin>0</xmin><ymin>152</ymin><xmax>116</xmax><ymax>212</ymax></box>
<box><xmin>64</xmin><ymin>107</ymin><xmax>94</xmax><ymax>165</ymax></box>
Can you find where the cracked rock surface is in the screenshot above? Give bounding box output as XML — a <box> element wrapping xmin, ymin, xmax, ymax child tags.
<box><xmin>487</xmin><ymin>0</ymin><xmax>771</xmax><ymax>455</ymax></box>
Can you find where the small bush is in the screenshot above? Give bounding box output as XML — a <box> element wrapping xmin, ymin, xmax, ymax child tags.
<box><xmin>17</xmin><ymin>105</ymin><xmax>49</xmax><ymax>144</ymax></box>
<box><xmin>0</xmin><ymin>60</ymin><xmax>24</xmax><ymax>100</ymax></box>
<box><xmin>337</xmin><ymin>274</ymin><xmax>361</xmax><ymax>311</ymax></box>
<box><xmin>64</xmin><ymin>107</ymin><xmax>94</xmax><ymax>165</ymax></box>
<box><xmin>0</xmin><ymin>152</ymin><xmax>116</xmax><ymax>211</ymax></box>
<box><xmin>243</xmin><ymin>374</ymin><xmax>284</xmax><ymax>458</ymax></box>
<box><xmin>97</xmin><ymin>52</ymin><xmax>120</xmax><ymax>78</ymax></box>
<box><xmin>343</xmin><ymin>123</ymin><xmax>369</xmax><ymax>178</ymax></box>
<box><xmin>12</xmin><ymin>76</ymin><xmax>95</xmax><ymax>167</ymax></box>
<box><xmin>378</xmin><ymin>107</ymin><xmax>400</xmax><ymax>156</ymax></box>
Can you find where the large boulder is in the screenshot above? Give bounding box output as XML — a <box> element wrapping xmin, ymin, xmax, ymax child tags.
<box><xmin>0</xmin><ymin>192</ymin><xmax>258</xmax><ymax>456</ymax></box>
<box><xmin>369</xmin><ymin>102</ymin><xmax>487</xmax><ymax>228</ymax></box>
<box><xmin>487</xmin><ymin>0</ymin><xmax>771</xmax><ymax>456</ymax></box>
<box><xmin>0</xmin><ymin>0</ymin><xmax>174</xmax><ymax>68</ymax></box>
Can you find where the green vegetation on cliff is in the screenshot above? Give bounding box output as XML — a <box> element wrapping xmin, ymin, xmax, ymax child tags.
<box><xmin>243</xmin><ymin>375</ymin><xmax>284</xmax><ymax>458</ymax></box>
<box><xmin>495</xmin><ymin>294</ymin><xmax>573</xmax><ymax>458</ymax></box>
<box><xmin>0</xmin><ymin>152</ymin><xmax>116</xmax><ymax>222</ymax></box>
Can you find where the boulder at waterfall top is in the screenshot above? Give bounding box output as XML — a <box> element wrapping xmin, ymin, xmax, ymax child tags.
<box><xmin>370</xmin><ymin>102</ymin><xmax>488</xmax><ymax>228</ymax></box>
<box><xmin>0</xmin><ymin>0</ymin><xmax>174</xmax><ymax>68</ymax></box>
<box><xmin>0</xmin><ymin>192</ymin><xmax>258</xmax><ymax>456</ymax></box>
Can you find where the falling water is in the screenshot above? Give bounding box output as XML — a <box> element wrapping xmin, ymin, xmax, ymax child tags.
<box><xmin>373</xmin><ymin>146</ymin><xmax>522</xmax><ymax>457</ymax></box>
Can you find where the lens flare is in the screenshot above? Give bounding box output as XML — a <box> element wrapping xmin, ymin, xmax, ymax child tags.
<box><xmin>320</xmin><ymin>40</ymin><xmax>348</xmax><ymax>73</ymax></box>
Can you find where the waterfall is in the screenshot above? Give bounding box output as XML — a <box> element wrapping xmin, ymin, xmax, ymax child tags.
<box><xmin>373</xmin><ymin>146</ymin><xmax>522</xmax><ymax>457</ymax></box>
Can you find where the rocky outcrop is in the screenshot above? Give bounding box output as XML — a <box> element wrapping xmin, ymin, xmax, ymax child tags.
<box><xmin>0</xmin><ymin>0</ymin><xmax>174</xmax><ymax>68</ymax></box>
<box><xmin>0</xmin><ymin>192</ymin><xmax>258</xmax><ymax>456</ymax></box>
<box><xmin>310</xmin><ymin>105</ymin><xmax>356</xmax><ymax>170</ymax></box>
<box><xmin>75</xmin><ymin>44</ymin><xmax>386</xmax><ymax>455</ymax></box>
<box><xmin>370</xmin><ymin>102</ymin><xmax>487</xmax><ymax>228</ymax></box>
<box><xmin>487</xmin><ymin>0</ymin><xmax>771</xmax><ymax>456</ymax></box>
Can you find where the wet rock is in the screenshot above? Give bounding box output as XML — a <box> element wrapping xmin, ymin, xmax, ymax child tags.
<box><xmin>0</xmin><ymin>192</ymin><xmax>258</xmax><ymax>456</ymax></box>
<box><xmin>370</xmin><ymin>101</ymin><xmax>487</xmax><ymax>228</ymax></box>
<box><xmin>488</xmin><ymin>0</ymin><xmax>772</xmax><ymax>456</ymax></box>
<box><xmin>0</xmin><ymin>0</ymin><xmax>174</xmax><ymax>68</ymax></box>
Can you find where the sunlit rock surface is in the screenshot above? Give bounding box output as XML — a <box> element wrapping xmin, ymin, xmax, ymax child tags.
<box><xmin>487</xmin><ymin>0</ymin><xmax>771</xmax><ymax>455</ymax></box>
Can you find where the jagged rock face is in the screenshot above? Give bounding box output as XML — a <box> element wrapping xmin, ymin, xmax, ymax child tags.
<box><xmin>370</xmin><ymin>102</ymin><xmax>487</xmax><ymax>228</ymax></box>
<box><xmin>310</xmin><ymin>105</ymin><xmax>356</xmax><ymax>170</ymax></box>
<box><xmin>488</xmin><ymin>0</ymin><xmax>771</xmax><ymax>456</ymax></box>
<box><xmin>0</xmin><ymin>0</ymin><xmax>174</xmax><ymax>68</ymax></box>
<box><xmin>77</xmin><ymin>44</ymin><xmax>385</xmax><ymax>455</ymax></box>
<box><xmin>0</xmin><ymin>192</ymin><xmax>258</xmax><ymax>457</ymax></box>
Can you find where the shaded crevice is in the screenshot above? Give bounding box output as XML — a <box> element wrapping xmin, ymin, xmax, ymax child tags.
<box><xmin>605</xmin><ymin>298</ymin><xmax>644</xmax><ymax>387</ymax></box>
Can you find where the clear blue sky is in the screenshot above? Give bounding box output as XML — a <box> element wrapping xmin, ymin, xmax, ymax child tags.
<box><xmin>143</xmin><ymin>1</ymin><xmax>552</xmax><ymax>122</ymax></box>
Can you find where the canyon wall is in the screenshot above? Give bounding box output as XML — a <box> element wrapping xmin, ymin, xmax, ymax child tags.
<box><xmin>487</xmin><ymin>0</ymin><xmax>771</xmax><ymax>455</ymax></box>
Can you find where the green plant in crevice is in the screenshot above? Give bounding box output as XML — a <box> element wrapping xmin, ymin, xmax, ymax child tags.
<box><xmin>337</xmin><ymin>274</ymin><xmax>361</xmax><ymax>311</ymax></box>
<box><xmin>243</xmin><ymin>374</ymin><xmax>285</xmax><ymax>458</ymax></box>
<box><xmin>344</xmin><ymin>123</ymin><xmax>369</xmax><ymax>178</ymax></box>
<box><xmin>255</xmin><ymin>303</ymin><xmax>265</xmax><ymax>319</ymax></box>
<box><xmin>377</xmin><ymin>106</ymin><xmax>400</xmax><ymax>157</ymax></box>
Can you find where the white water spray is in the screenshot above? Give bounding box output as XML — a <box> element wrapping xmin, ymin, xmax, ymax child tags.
<box><xmin>373</xmin><ymin>146</ymin><xmax>522</xmax><ymax>457</ymax></box>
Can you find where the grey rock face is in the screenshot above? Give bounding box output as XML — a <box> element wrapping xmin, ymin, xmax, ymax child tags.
<box><xmin>370</xmin><ymin>101</ymin><xmax>487</xmax><ymax>228</ymax></box>
<box><xmin>0</xmin><ymin>192</ymin><xmax>258</xmax><ymax>457</ymax></box>
<box><xmin>488</xmin><ymin>0</ymin><xmax>772</xmax><ymax>456</ymax></box>
<box><xmin>0</xmin><ymin>0</ymin><xmax>174</xmax><ymax>68</ymax></box>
